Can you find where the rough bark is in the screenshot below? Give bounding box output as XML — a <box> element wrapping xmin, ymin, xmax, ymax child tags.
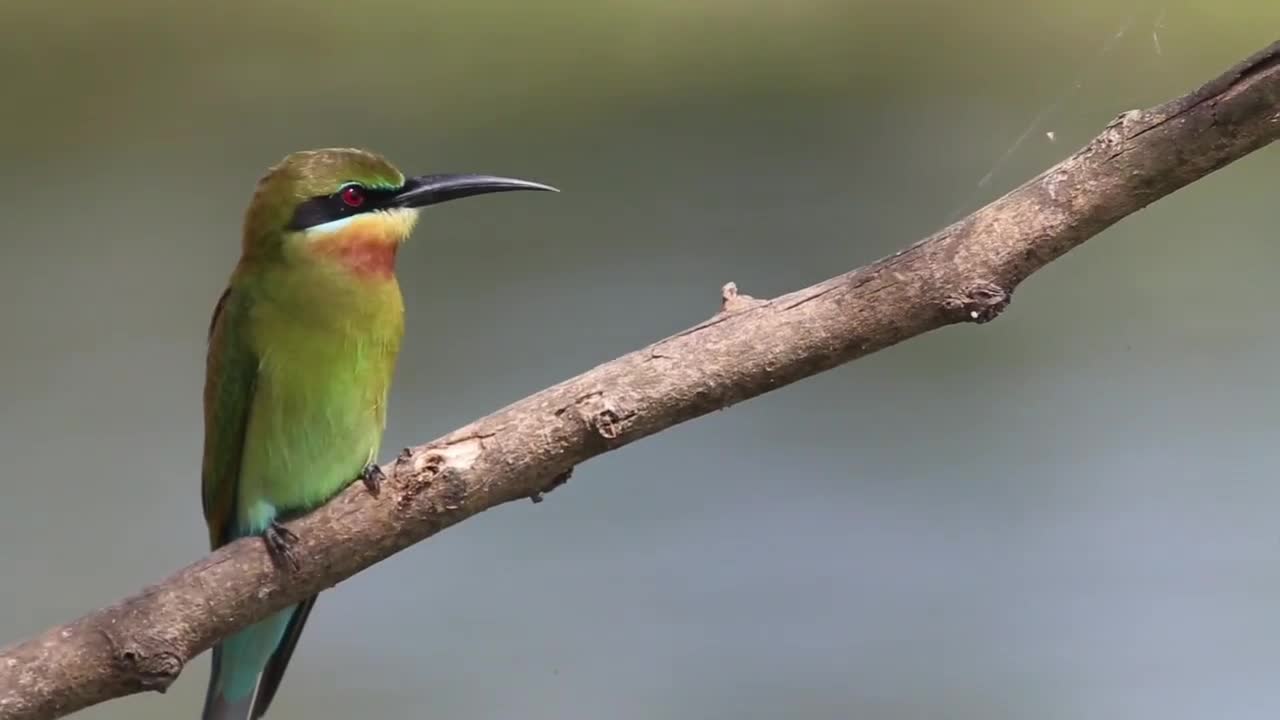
<box><xmin>3</xmin><ymin>41</ymin><xmax>1279</xmax><ymax>720</ymax></box>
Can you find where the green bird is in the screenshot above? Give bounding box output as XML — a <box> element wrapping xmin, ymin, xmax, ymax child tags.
<box><xmin>200</xmin><ymin>148</ymin><xmax>554</xmax><ymax>720</ymax></box>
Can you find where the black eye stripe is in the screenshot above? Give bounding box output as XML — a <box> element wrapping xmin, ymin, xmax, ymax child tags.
<box><xmin>285</xmin><ymin>184</ymin><xmax>403</xmax><ymax>231</ymax></box>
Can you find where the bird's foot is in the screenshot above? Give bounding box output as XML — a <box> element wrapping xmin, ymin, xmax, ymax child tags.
<box><xmin>360</xmin><ymin>463</ymin><xmax>386</xmax><ymax>497</ymax></box>
<box><xmin>264</xmin><ymin>521</ymin><xmax>301</xmax><ymax>572</ymax></box>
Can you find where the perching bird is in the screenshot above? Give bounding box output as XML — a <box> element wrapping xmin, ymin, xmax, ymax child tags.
<box><xmin>200</xmin><ymin>148</ymin><xmax>554</xmax><ymax>720</ymax></box>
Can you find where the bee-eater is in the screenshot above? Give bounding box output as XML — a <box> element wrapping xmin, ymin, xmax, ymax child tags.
<box><xmin>200</xmin><ymin>148</ymin><xmax>554</xmax><ymax>720</ymax></box>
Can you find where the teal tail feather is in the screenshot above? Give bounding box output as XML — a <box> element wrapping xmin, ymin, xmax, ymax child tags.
<box><xmin>201</xmin><ymin>598</ymin><xmax>317</xmax><ymax>720</ymax></box>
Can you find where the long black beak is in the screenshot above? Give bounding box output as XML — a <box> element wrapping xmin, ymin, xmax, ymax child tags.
<box><xmin>389</xmin><ymin>174</ymin><xmax>558</xmax><ymax>208</ymax></box>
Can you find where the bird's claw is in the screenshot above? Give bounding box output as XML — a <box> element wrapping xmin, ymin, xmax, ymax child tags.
<box><xmin>360</xmin><ymin>463</ymin><xmax>386</xmax><ymax>497</ymax></box>
<box><xmin>264</xmin><ymin>521</ymin><xmax>301</xmax><ymax>572</ymax></box>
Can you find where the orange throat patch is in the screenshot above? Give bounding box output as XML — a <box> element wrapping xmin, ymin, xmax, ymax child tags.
<box><xmin>319</xmin><ymin>240</ymin><xmax>399</xmax><ymax>279</ymax></box>
<box><xmin>307</xmin><ymin>211</ymin><xmax>418</xmax><ymax>279</ymax></box>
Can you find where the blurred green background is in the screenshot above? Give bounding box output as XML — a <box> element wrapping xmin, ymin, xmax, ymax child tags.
<box><xmin>2</xmin><ymin>1</ymin><xmax>1279</xmax><ymax>718</ymax></box>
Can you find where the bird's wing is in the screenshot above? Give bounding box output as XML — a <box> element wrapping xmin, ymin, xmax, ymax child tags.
<box><xmin>201</xmin><ymin>286</ymin><xmax>257</xmax><ymax>548</ymax></box>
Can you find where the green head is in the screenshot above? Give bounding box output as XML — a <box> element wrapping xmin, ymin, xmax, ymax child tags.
<box><xmin>240</xmin><ymin>148</ymin><xmax>555</xmax><ymax>270</ymax></box>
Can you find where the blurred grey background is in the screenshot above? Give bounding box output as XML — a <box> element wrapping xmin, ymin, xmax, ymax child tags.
<box><xmin>3</xmin><ymin>1</ymin><xmax>1280</xmax><ymax>719</ymax></box>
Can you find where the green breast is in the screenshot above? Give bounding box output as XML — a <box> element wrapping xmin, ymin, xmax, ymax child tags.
<box><xmin>236</xmin><ymin>269</ymin><xmax>404</xmax><ymax>533</ymax></box>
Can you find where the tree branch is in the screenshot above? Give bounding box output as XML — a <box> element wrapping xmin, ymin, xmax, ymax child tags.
<box><xmin>3</xmin><ymin>41</ymin><xmax>1279</xmax><ymax>720</ymax></box>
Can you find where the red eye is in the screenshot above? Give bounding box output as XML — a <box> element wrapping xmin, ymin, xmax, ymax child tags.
<box><xmin>340</xmin><ymin>185</ymin><xmax>365</xmax><ymax>208</ymax></box>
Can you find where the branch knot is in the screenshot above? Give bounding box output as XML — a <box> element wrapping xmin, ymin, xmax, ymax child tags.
<box><xmin>942</xmin><ymin>282</ymin><xmax>1011</xmax><ymax>324</ymax></box>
